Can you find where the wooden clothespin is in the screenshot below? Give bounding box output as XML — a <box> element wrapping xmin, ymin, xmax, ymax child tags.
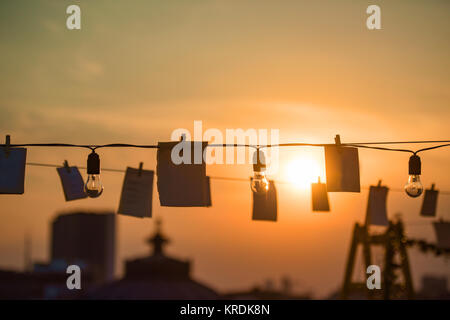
<box><xmin>377</xmin><ymin>180</ymin><xmax>382</xmax><ymax>187</ymax></box>
<box><xmin>431</xmin><ymin>183</ymin><xmax>435</xmax><ymax>191</ymax></box>
<box><xmin>334</xmin><ymin>134</ymin><xmax>341</xmax><ymax>146</ymax></box>
<box><xmin>63</xmin><ymin>160</ymin><xmax>71</xmax><ymax>173</ymax></box>
<box><xmin>138</xmin><ymin>162</ymin><xmax>143</xmax><ymax>176</ymax></box>
<box><xmin>4</xmin><ymin>135</ymin><xmax>11</xmax><ymax>158</ymax></box>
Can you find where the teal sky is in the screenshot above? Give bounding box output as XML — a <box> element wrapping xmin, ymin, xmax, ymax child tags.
<box><xmin>1</xmin><ymin>0</ymin><xmax>449</xmax><ymax>297</ymax></box>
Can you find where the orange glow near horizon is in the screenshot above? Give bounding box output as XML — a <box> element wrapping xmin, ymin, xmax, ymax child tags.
<box><xmin>0</xmin><ymin>0</ymin><xmax>449</xmax><ymax>299</ymax></box>
<box><xmin>284</xmin><ymin>157</ymin><xmax>324</xmax><ymax>190</ymax></box>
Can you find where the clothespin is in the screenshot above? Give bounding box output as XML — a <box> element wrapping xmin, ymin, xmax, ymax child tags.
<box><xmin>334</xmin><ymin>134</ymin><xmax>341</xmax><ymax>146</ymax></box>
<box><xmin>138</xmin><ymin>162</ymin><xmax>143</xmax><ymax>176</ymax></box>
<box><xmin>377</xmin><ymin>180</ymin><xmax>382</xmax><ymax>187</ymax></box>
<box><xmin>430</xmin><ymin>183</ymin><xmax>435</xmax><ymax>191</ymax></box>
<box><xmin>317</xmin><ymin>176</ymin><xmax>321</xmax><ymax>184</ymax></box>
<box><xmin>4</xmin><ymin>135</ymin><xmax>11</xmax><ymax>158</ymax></box>
<box><xmin>63</xmin><ymin>160</ymin><xmax>71</xmax><ymax>173</ymax></box>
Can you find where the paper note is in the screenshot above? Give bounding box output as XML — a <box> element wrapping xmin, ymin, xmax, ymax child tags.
<box><xmin>433</xmin><ymin>222</ymin><xmax>450</xmax><ymax>249</ymax></box>
<box><xmin>118</xmin><ymin>167</ymin><xmax>154</xmax><ymax>218</ymax></box>
<box><xmin>420</xmin><ymin>187</ymin><xmax>438</xmax><ymax>217</ymax></box>
<box><xmin>0</xmin><ymin>148</ymin><xmax>27</xmax><ymax>194</ymax></box>
<box><xmin>56</xmin><ymin>166</ymin><xmax>87</xmax><ymax>201</ymax></box>
<box><xmin>324</xmin><ymin>146</ymin><xmax>360</xmax><ymax>192</ymax></box>
<box><xmin>365</xmin><ymin>185</ymin><xmax>389</xmax><ymax>226</ymax></box>
<box><xmin>252</xmin><ymin>180</ymin><xmax>277</xmax><ymax>221</ymax></box>
<box><xmin>157</xmin><ymin>141</ymin><xmax>210</xmax><ymax>207</ymax></box>
<box><xmin>311</xmin><ymin>181</ymin><xmax>330</xmax><ymax>212</ymax></box>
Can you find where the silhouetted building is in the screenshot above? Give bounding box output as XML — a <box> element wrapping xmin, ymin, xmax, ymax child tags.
<box><xmin>224</xmin><ymin>287</ymin><xmax>311</xmax><ymax>300</ymax></box>
<box><xmin>0</xmin><ymin>210</ymin><xmax>113</xmax><ymax>299</ymax></box>
<box><xmin>86</xmin><ymin>220</ymin><xmax>218</xmax><ymax>299</ymax></box>
<box><xmin>224</xmin><ymin>277</ymin><xmax>311</xmax><ymax>300</ymax></box>
<box><xmin>51</xmin><ymin>211</ymin><xmax>115</xmax><ymax>283</ymax></box>
<box><xmin>0</xmin><ymin>266</ymin><xmax>95</xmax><ymax>299</ymax></box>
<box><xmin>0</xmin><ymin>270</ymin><xmax>64</xmax><ymax>299</ymax></box>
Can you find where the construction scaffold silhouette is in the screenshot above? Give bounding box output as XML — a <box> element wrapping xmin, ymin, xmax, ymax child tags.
<box><xmin>341</xmin><ymin>218</ymin><xmax>449</xmax><ymax>300</ymax></box>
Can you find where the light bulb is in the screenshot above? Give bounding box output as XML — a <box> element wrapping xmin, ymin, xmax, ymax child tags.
<box><xmin>404</xmin><ymin>175</ymin><xmax>423</xmax><ymax>198</ymax></box>
<box><xmin>85</xmin><ymin>151</ymin><xmax>103</xmax><ymax>198</ymax></box>
<box><xmin>251</xmin><ymin>149</ymin><xmax>269</xmax><ymax>193</ymax></box>
<box><xmin>251</xmin><ymin>171</ymin><xmax>269</xmax><ymax>193</ymax></box>
<box><xmin>85</xmin><ymin>174</ymin><xmax>103</xmax><ymax>198</ymax></box>
<box><xmin>404</xmin><ymin>154</ymin><xmax>423</xmax><ymax>198</ymax></box>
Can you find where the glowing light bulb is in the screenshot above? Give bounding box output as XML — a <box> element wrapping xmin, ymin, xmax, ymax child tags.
<box><xmin>251</xmin><ymin>171</ymin><xmax>269</xmax><ymax>193</ymax></box>
<box><xmin>251</xmin><ymin>150</ymin><xmax>269</xmax><ymax>193</ymax></box>
<box><xmin>404</xmin><ymin>175</ymin><xmax>423</xmax><ymax>198</ymax></box>
<box><xmin>85</xmin><ymin>174</ymin><xmax>103</xmax><ymax>198</ymax></box>
<box><xmin>85</xmin><ymin>151</ymin><xmax>103</xmax><ymax>198</ymax></box>
<box><xmin>404</xmin><ymin>154</ymin><xmax>423</xmax><ymax>198</ymax></box>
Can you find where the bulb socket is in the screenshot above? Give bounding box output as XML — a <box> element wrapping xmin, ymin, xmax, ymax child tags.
<box><xmin>87</xmin><ymin>151</ymin><xmax>100</xmax><ymax>174</ymax></box>
<box><xmin>408</xmin><ymin>154</ymin><xmax>421</xmax><ymax>175</ymax></box>
<box><xmin>253</xmin><ymin>150</ymin><xmax>266</xmax><ymax>172</ymax></box>
<box><xmin>253</xmin><ymin>163</ymin><xmax>266</xmax><ymax>172</ymax></box>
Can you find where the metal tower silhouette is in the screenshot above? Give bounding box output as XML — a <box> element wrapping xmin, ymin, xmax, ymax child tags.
<box><xmin>341</xmin><ymin>219</ymin><xmax>414</xmax><ymax>299</ymax></box>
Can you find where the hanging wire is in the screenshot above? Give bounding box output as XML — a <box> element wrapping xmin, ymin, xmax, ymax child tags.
<box><xmin>3</xmin><ymin>139</ymin><xmax>450</xmax><ymax>153</ymax></box>
<box><xmin>26</xmin><ymin>162</ymin><xmax>124</xmax><ymax>173</ymax></box>
<box><xmin>346</xmin><ymin>144</ymin><xmax>415</xmax><ymax>154</ymax></box>
<box><xmin>4</xmin><ymin>143</ymin><xmax>96</xmax><ymax>150</ymax></box>
<box><xmin>24</xmin><ymin>161</ymin><xmax>450</xmax><ymax>195</ymax></box>
<box><xmin>23</xmin><ymin>161</ymin><xmax>450</xmax><ymax>226</ymax></box>
<box><xmin>259</xmin><ymin>142</ymin><xmax>415</xmax><ymax>153</ymax></box>
<box><xmin>7</xmin><ymin>138</ymin><xmax>450</xmax><ymax>204</ymax></box>
<box><xmin>414</xmin><ymin>143</ymin><xmax>450</xmax><ymax>154</ymax></box>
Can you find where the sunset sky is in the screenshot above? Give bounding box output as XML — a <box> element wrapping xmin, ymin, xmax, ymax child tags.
<box><xmin>1</xmin><ymin>0</ymin><xmax>449</xmax><ymax>297</ymax></box>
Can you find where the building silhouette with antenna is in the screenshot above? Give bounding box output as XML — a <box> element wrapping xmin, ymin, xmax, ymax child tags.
<box><xmin>85</xmin><ymin>219</ymin><xmax>219</xmax><ymax>299</ymax></box>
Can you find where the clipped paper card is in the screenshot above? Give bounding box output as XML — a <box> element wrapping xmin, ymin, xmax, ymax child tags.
<box><xmin>56</xmin><ymin>166</ymin><xmax>87</xmax><ymax>201</ymax></box>
<box><xmin>420</xmin><ymin>186</ymin><xmax>438</xmax><ymax>217</ymax></box>
<box><xmin>433</xmin><ymin>222</ymin><xmax>450</xmax><ymax>249</ymax></box>
<box><xmin>252</xmin><ymin>180</ymin><xmax>277</xmax><ymax>221</ymax></box>
<box><xmin>311</xmin><ymin>181</ymin><xmax>330</xmax><ymax>212</ymax></box>
<box><xmin>0</xmin><ymin>148</ymin><xmax>27</xmax><ymax>194</ymax></box>
<box><xmin>324</xmin><ymin>146</ymin><xmax>360</xmax><ymax>192</ymax></box>
<box><xmin>157</xmin><ymin>141</ymin><xmax>210</xmax><ymax>207</ymax></box>
<box><xmin>365</xmin><ymin>184</ymin><xmax>389</xmax><ymax>226</ymax></box>
<box><xmin>118</xmin><ymin>167</ymin><xmax>154</xmax><ymax>218</ymax></box>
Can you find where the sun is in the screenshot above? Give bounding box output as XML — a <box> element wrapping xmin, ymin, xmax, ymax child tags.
<box><xmin>285</xmin><ymin>157</ymin><xmax>323</xmax><ymax>189</ymax></box>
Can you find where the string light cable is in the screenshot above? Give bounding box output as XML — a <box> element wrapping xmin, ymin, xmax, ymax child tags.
<box><xmin>2</xmin><ymin>136</ymin><xmax>450</xmax><ymax>198</ymax></box>
<box><xmin>22</xmin><ymin>161</ymin><xmax>450</xmax><ymax>196</ymax></box>
<box><xmin>3</xmin><ymin>140</ymin><xmax>450</xmax><ymax>150</ymax></box>
<box><xmin>5</xmin><ymin>137</ymin><xmax>449</xmax><ymax>257</ymax></box>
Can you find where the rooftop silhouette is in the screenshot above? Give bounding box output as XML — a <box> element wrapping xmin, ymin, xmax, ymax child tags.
<box><xmin>85</xmin><ymin>218</ymin><xmax>219</xmax><ymax>299</ymax></box>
